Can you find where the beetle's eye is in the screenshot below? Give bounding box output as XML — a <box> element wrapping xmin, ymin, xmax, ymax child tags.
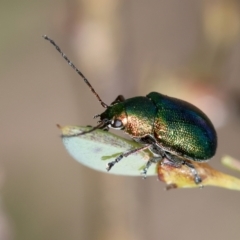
<box><xmin>111</xmin><ymin>119</ymin><xmax>123</xmax><ymax>129</ymax></box>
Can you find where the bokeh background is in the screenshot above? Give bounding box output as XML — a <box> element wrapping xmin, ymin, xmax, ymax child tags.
<box><xmin>1</xmin><ymin>0</ymin><xmax>240</xmax><ymax>239</ymax></box>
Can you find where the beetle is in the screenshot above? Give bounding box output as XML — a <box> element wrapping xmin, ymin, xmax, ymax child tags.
<box><xmin>43</xmin><ymin>35</ymin><xmax>217</xmax><ymax>184</ymax></box>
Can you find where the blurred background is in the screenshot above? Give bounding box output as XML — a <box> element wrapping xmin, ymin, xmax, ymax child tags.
<box><xmin>1</xmin><ymin>0</ymin><xmax>240</xmax><ymax>239</ymax></box>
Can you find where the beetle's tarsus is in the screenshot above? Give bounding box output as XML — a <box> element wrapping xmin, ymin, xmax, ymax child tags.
<box><xmin>106</xmin><ymin>155</ymin><xmax>123</xmax><ymax>171</ymax></box>
<box><xmin>194</xmin><ymin>175</ymin><xmax>202</xmax><ymax>184</ymax></box>
<box><xmin>106</xmin><ymin>162</ymin><xmax>114</xmax><ymax>171</ymax></box>
<box><xmin>183</xmin><ymin>161</ymin><xmax>202</xmax><ymax>184</ymax></box>
<box><xmin>140</xmin><ymin>169</ymin><xmax>147</xmax><ymax>179</ymax></box>
<box><xmin>141</xmin><ymin>160</ymin><xmax>152</xmax><ymax>179</ymax></box>
<box><xmin>196</xmin><ymin>176</ymin><xmax>202</xmax><ymax>184</ymax></box>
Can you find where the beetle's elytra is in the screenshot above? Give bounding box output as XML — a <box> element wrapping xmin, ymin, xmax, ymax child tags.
<box><xmin>44</xmin><ymin>35</ymin><xmax>217</xmax><ymax>185</ymax></box>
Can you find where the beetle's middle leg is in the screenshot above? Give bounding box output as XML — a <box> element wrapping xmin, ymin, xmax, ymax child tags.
<box><xmin>106</xmin><ymin>144</ymin><xmax>150</xmax><ymax>171</ymax></box>
<box><xmin>164</xmin><ymin>153</ymin><xmax>202</xmax><ymax>184</ymax></box>
<box><xmin>136</xmin><ymin>139</ymin><xmax>165</xmax><ymax>178</ymax></box>
<box><xmin>141</xmin><ymin>156</ymin><xmax>163</xmax><ymax>179</ymax></box>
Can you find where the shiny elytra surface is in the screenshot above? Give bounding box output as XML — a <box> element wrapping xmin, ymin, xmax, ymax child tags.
<box><xmin>148</xmin><ymin>92</ymin><xmax>217</xmax><ymax>161</ymax></box>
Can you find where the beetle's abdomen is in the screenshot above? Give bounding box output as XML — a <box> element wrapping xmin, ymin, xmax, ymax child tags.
<box><xmin>147</xmin><ymin>92</ymin><xmax>217</xmax><ymax>161</ymax></box>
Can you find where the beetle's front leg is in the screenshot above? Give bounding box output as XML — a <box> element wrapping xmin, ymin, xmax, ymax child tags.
<box><xmin>106</xmin><ymin>145</ymin><xmax>150</xmax><ymax>171</ymax></box>
<box><xmin>110</xmin><ymin>95</ymin><xmax>125</xmax><ymax>105</ymax></box>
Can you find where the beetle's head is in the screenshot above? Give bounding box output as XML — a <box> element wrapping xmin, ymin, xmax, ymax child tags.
<box><xmin>99</xmin><ymin>102</ymin><xmax>127</xmax><ymax>130</ymax></box>
<box><xmin>75</xmin><ymin>102</ymin><xmax>127</xmax><ymax>136</ymax></box>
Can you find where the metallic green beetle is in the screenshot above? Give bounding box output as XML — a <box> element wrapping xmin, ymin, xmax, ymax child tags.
<box><xmin>98</xmin><ymin>92</ymin><xmax>217</xmax><ymax>184</ymax></box>
<box><xmin>44</xmin><ymin>36</ymin><xmax>217</xmax><ymax>184</ymax></box>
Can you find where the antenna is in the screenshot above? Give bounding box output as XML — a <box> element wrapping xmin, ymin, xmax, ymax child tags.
<box><xmin>42</xmin><ymin>35</ymin><xmax>108</xmax><ymax>108</ymax></box>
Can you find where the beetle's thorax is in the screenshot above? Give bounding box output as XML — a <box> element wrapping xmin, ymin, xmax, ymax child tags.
<box><xmin>100</xmin><ymin>97</ymin><xmax>157</xmax><ymax>138</ymax></box>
